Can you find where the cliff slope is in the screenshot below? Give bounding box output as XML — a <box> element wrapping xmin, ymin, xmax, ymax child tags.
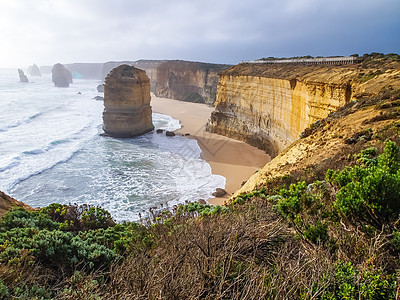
<box><xmin>0</xmin><ymin>190</ymin><xmax>34</xmax><ymax>217</ymax></box>
<box><xmin>207</xmin><ymin>59</ymin><xmax>400</xmax><ymax>157</ymax></box>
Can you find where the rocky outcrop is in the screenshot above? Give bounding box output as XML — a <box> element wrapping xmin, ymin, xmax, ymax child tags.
<box><xmin>52</xmin><ymin>63</ymin><xmax>73</xmax><ymax>87</ymax></box>
<box><xmin>154</xmin><ymin>61</ymin><xmax>230</xmax><ymax>104</ymax></box>
<box><xmin>0</xmin><ymin>190</ymin><xmax>34</xmax><ymax>217</ymax></box>
<box><xmin>18</xmin><ymin>69</ymin><xmax>28</xmax><ymax>82</ymax></box>
<box><xmin>43</xmin><ymin>60</ymin><xmax>229</xmax><ymax>104</ymax></box>
<box><xmin>29</xmin><ymin>64</ymin><xmax>41</xmax><ymax>76</ymax></box>
<box><xmin>102</xmin><ymin>65</ymin><xmax>154</xmax><ymax>137</ymax></box>
<box><xmin>97</xmin><ymin>84</ymin><xmax>104</xmax><ymax>92</ymax></box>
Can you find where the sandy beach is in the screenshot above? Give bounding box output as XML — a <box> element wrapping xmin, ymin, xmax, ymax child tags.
<box><xmin>151</xmin><ymin>94</ymin><xmax>270</xmax><ymax>205</ymax></box>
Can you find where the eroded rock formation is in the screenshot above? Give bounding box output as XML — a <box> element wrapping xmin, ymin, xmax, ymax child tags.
<box><xmin>30</xmin><ymin>64</ymin><xmax>41</xmax><ymax>76</ymax></box>
<box><xmin>154</xmin><ymin>61</ymin><xmax>230</xmax><ymax>104</ymax></box>
<box><xmin>97</xmin><ymin>84</ymin><xmax>104</xmax><ymax>92</ymax></box>
<box><xmin>206</xmin><ymin>63</ymin><xmax>400</xmax><ymax>158</ymax></box>
<box><xmin>18</xmin><ymin>69</ymin><xmax>28</xmax><ymax>82</ymax></box>
<box><xmin>52</xmin><ymin>63</ymin><xmax>73</xmax><ymax>87</ymax></box>
<box><xmin>102</xmin><ymin>65</ymin><xmax>154</xmax><ymax>137</ymax></box>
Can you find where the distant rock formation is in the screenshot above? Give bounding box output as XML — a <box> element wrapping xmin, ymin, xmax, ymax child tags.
<box><xmin>18</xmin><ymin>69</ymin><xmax>28</xmax><ymax>82</ymax></box>
<box><xmin>30</xmin><ymin>64</ymin><xmax>41</xmax><ymax>76</ymax></box>
<box><xmin>52</xmin><ymin>63</ymin><xmax>73</xmax><ymax>87</ymax></box>
<box><xmin>154</xmin><ymin>61</ymin><xmax>230</xmax><ymax>104</ymax></box>
<box><xmin>97</xmin><ymin>84</ymin><xmax>104</xmax><ymax>92</ymax></box>
<box><xmin>66</xmin><ymin>63</ymin><xmax>104</xmax><ymax>79</ymax></box>
<box><xmin>40</xmin><ymin>66</ymin><xmax>52</xmax><ymax>75</ymax></box>
<box><xmin>102</xmin><ymin>65</ymin><xmax>154</xmax><ymax>137</ymax></box>
<box><xmin>42</xmin><ymin>60</ymin><xmax>229</xmax><ymax>103</ymax></box>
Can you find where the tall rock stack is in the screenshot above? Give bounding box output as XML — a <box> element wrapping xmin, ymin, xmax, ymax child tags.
<box><xmin>102</xmin><ymin>65</ymin><xmax>154</xmax><ymax>137</ymax></box>
<box><xmin>52</xmin><ymin>63</ymin><xmax>73</xmax><ymax>87</ymax></box>
<box><xmin>30</xmin><ymin>64</ymin><xmax>42</xmax><ymax>76</ymax></box>
<box><xmin>18</xmin><ymin>69</ymin><xmax>28</xmax><ymax>82</ymax></box>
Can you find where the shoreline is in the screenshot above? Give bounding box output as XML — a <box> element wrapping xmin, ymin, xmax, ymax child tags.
<box><xmin>151</xmin><ymin>94</ymin><xmax>270</xmax><ymax>205</ymax></box>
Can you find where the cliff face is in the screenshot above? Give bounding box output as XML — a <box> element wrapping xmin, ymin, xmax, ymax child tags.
<box><xmin>66</xmin><ymin>63</ymin><xmax>104</xmax><ymax>79</ymax></box>
<box><xmin>154</xmin><ymin>61</ymin><xmax>230</xmax><ymax>104</ymax></box>
<box><xmin>102</xmin><ymin>65</ymin><xmax>154</xmax><ymax>137</ymax></box>
<box><xmin>206</xmin><ymin>63</ymin><xmax>400</xmax><ymax>158</ymax></box>
<box><xmin>208</xmin><ymin>73</ymin><xmax>351</xmax><ymax>156</ymax></box>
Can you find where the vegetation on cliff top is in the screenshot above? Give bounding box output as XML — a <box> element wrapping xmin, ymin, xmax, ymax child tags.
<box><xmin>223</xmin><ymin>53</ymin><xmax>400</xmax><ymax>79</ymax></box>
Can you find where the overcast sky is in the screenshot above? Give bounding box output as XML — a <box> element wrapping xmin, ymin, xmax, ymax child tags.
<box><xmin>0</xmin><ymin>0</ymin><xmax>399</xmax><ymax>68</ymax></box>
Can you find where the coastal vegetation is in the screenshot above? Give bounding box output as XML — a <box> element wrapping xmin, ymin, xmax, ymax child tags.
<box><xmin>1</xmin><ymin>55</ymin><xmax>400</xmax><ymax>299</ymax></box>
<box><xmin>1</xmin><ymin>131</ymin><xmax>400</xmax><ymax>298</ymax></box>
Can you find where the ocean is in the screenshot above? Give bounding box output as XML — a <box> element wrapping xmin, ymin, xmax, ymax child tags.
<box><xmin>0</xmin><ymin>69</ymin><xmax>225</xmax><ymax>221</ymax></box>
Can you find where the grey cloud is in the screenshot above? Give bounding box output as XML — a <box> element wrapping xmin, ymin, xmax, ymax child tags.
<box><xmin>0</xmin><ymin>0</ymin><xmax>399</xmax><ymax>67</ymax></box>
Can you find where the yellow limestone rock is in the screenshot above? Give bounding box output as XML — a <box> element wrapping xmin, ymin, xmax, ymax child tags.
<box><xmin>207</xmin><ymin>71</ymin><xmax>352</xmax><ymax>157</ymax></box>
<box><xmin>102</xmin><ymin>65</ymin><xmax>154</xmax><ymax>137</ymax></box>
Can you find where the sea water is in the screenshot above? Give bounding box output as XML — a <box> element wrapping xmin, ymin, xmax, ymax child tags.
<box><xmin>0</xmin><ymin>69</ymin><xmax>225</xmax><ymax>221</ymax></box>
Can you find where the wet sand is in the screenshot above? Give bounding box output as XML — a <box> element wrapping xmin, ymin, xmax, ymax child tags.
<box><xmin>151</xmin><ymin>95</ymin><xmax>270</xmax><ymax>205</ymax></box>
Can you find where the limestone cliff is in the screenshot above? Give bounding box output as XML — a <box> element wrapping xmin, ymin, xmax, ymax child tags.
<box><xmin>207</xmin><ymin>62</ymin><xmax>400</xmax><ymax>158</ymax></box>
<box><xmin>102</xmin><ymin>65</ymin><xmax>154</xmax><ymax>137</ymax></box>
<box><xmin>101</xmin><ymin>60</ymin><xmax>229</xmax><ymax>104</ymax></box>
<box><xmin>66</xmin><ymin>63</ymin><xmax>104</xmax><ymax>79</ymax></box>
<box><xmin>154</xmin><ymin>61</ymin><xmax>230</xmax><ymax>104</ymax></box>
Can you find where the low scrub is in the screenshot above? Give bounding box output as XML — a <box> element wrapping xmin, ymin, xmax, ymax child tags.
<box><xmin>1</xmin><ymin>141</ymin><xmax>400</xmax><ymax>299</ymax></box>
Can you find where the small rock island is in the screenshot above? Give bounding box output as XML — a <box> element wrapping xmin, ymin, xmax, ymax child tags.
<box><xmin>102</xmin><ymin>65</ymin><xmax>154</xmax><ymax>137</ymax></box>
<box><xmin>52</xmin><ymin>63</ymin><xmax>73</xmax><ymax>87</ymax></box>
<box><xmin>18</xmin><ymin>69</ymin><xmax>28</xmax><ymax>82</ymax></box>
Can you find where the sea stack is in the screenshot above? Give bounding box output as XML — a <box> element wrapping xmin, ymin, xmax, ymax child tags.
<box><xmin>30</xmin><ymin>64</ymin><xmax>41</xmax><ymax>76</ymax></box>
<box><xmin>102</xmin><ymin>65</ymin><xmax>154</xmax><ymax>137</ymax></box>
<box><xmin>18</xmin><ymin>69</ymin><xmax>28</xmax><ymax>82</ymax></box>
<box><xmin>52</xmin><ymin>63</ymin><xmax>73</xmax><ymax>87</ymax></box>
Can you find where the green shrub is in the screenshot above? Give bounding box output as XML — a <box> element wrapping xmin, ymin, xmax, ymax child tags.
<box><xmin>0</xmin><ymin>279</ymin><xmax>9</xmax><ymax>299</ymax></box>
<box><xmin>179</xmin><ymin>202</ymin><xmax>229</xmax><ymax>216</ymax></box>
<box><xmin>81</xmin><ymin>206</ymin><xmax>115</xmax><ymax>230</ymax></box>
<box><xmin>356</xmin><ymin>147</ymin><xmax>378</xmax><ymax>167</ymax></box>
<box><xmin>0</xmin><ymin>205</ymin><xmax>121</xmax><ymax>271</ymax></box>
<box><xmin>327</xmin><ymin>141</ymin><xmax>400</xmax><ymax>227</ymax></box>
<box><xmin>0</xmin><ymin>208</ymin><xmax>57</xmax><ymax>231</ymax></box>
<box><xmin>11</xmin><ymin>283</ymin><xmax>51</xmax><ymax>300</ymax></box>
<box><xmin>323</xmin><ymin>260</ymin><xmax>397</xmax><ymax>299</ymax></box>
<box><xmin>303</xmin><ymin>221</ymin><xmax>329</xmax><ymax>244</ymax></box>
<box><xmin>275</xmin><ymin>181</ymin><xmax>312</xmax><ymax>220</ymax></box>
